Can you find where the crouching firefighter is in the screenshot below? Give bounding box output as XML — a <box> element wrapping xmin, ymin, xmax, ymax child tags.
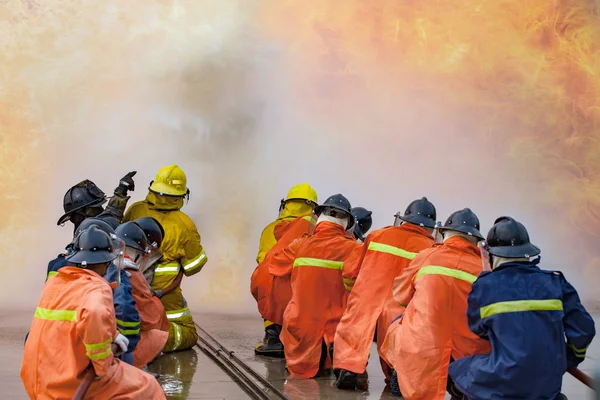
<box><xmin>124</xmin><ymin>164</ymin><xmax>208</xmax><ymax>353</ymax></box>
<box><xmin>252</xmin><ymin>184</ymin><xmax>318</xmax><ymax>357</ymax></box>
<box><xmin>448</xmin><ymin>216</ymin><xmax>596</xmax><ymax>400</ymax></box>
<box><xmin>115</xmin><ymin>222</ymin><xmax>170</xmax><ymax>368</ymax></box>
<box><xmin>21</xmin><ymin>227</ymin><xmax>165</xmax><ymax>399</ymax></box>
<box><xmin>44</xmin><ymin>217</ymin><xmax>141</xmax><ymax>366</ymax></box>
<box><xmin>270</xmin><ymin>194</ymin><xmax>361</xmax><ymax>378</ymax></box>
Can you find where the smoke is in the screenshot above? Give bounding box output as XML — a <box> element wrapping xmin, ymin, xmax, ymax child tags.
<box><xmin>1</xmin><ymin>0</ymin><xmax>598</xmax><ymax>313</ymax></box>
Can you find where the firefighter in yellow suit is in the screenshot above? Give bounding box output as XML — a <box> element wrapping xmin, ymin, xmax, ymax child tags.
<box><xmin>124</xmin><ymin>164</ymin><xmax>207</xmax><ymax>353</ymax></box>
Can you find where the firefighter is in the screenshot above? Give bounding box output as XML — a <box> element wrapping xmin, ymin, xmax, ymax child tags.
<box><xmin>252</xmin><ymin>184</ymin><xmax>318</xmax><ymax>357</ymax></box>
<box><xmin>448</xmin><ymin>216</ymin><xmax>595</xmax><ymax>400</ymax></box>
<box><xmin>270</xmin><ymin>194</ymin><xmax>361</xmax><ymax>378</ymax></box>
<box><xmin>124</xmin><ymin>164</ymin><xmax>208</xmax><ymax>353</ymax></box>
<box><xmin>350</xmin><ymin>207</ymin><xmax>373</xmax><ymax>243</ymax></box>
<box><xmin>334</xmin><ymin>198</ymin><xmax>437</xmax><ymax>390</ymax></box>
<box><xmin>21</xmin><ymin>227</ymin><xmax>165</xmax><ymax>399</ymax></box>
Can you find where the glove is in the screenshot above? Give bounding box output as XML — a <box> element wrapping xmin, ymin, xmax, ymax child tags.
<box><xmin>114</xmin><ymin>171</ymin><xmax>136</xmax><ymax>196</ymax></box>
<box><xmin>153</xmin><ymin>289</ymin><xmax>164</xmax><ymax>298</ymax></box>
<box><xmin>113</xmin><ymin>333</ymin><xmax>130</xmax><ymax>354</ymax></box>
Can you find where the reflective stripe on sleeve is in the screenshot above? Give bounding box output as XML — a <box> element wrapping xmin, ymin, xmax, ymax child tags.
<box><xmin>87</xmin><ymin>347</ymin><xmax>112</xmax><ymax>361</ymax></box>
<box><xmin>343</xmin><ymin>278</ymin><xmax>355</xmax><ymax>291</ymax></box>
<box><xmin>116</xmin><ymin>319</ymin><xmax>140</xmax><ymax>327</ymax></box>
<box><xmin>118</xmin><ymin>327</ymin><xmax>141</xmax><ymax>335</ymax></box>
<box><xmin>34</xmin><ymin>307</ymin><xmax>77</xmax><ymax>322</ymax></box>
<box><xmin>415</xmin><ymin>265</ymin><xmax>477</xmax><ymax>283</ymax></box>
<box><xmin>293</xmin><ymin>258</ymin><xmax>344</xmax><ymax>270</ymax></box>
<box><xmin>47</xmin><ymin>271</ymin><xmax>58</xmax><ymax>279</ymax></box>
<box><xmin>368</xmin><ymin>242</ymin><xmax>418</xmax><ymax>260</ymax></box>
<box><xmin>166</xmin><ymin>307</ymin><xmax>191</xmax><ymax>320</ymax></box>
<box><xmin>154</xmin><ymin>263</ymin><xmax>180</xmax><ymax>276</ymax></box>
<box><xmin>169</xmin><ymin>322</ymin><xmax>183</xmax><ymax>351</ymax></box>
<box><xmin>84</xmin><ymin>338</ymin><xmax>112</xmax><ymax>361</ymax></box>
<box><xmin>480</xmin><ymin>299</ymin><xmax>564</xmax><ymax>319</ymax></box>
<box><xmin>568</xmin><ymin>342</ymin><xmax>588</xmax><ymax>358</ymax></box>
<box><xmin>84</xmin><ymin>338</ymin><xmax>112</xmax><ymax>351</ymax></box>
<box><xmin>183</xmin><ymin>251</ymin><xmax>207</xmax><ymax>272</ymax></box>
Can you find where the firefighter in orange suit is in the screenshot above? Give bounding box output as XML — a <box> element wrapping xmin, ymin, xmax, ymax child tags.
<box><xmin>334</xmin><ymin>198</ymin><xmax>437</xmax><ymax>390</ymax></box>
<box><xmin>124</xmin><ymin>164</ymin><xmax>208</xmax><ymax>353</ymax></box>
<box><xmin>252</xmin><ymin>184</ymin><xmax>318</xmax><ymax>356</ymax></box>
<box><xmin>270</xmin><ymin>194</ymin><xmax>361</xmax><ymax>378</ymax></box>
<box><xmin>21</xmin><ymin>227</ymin><xmax>165</xmax><ymax>399</ymax></box>
<box><xmin>381</xmin><ymin>208</ymin><xmax>492</xmax><ymax>399</ymax></box>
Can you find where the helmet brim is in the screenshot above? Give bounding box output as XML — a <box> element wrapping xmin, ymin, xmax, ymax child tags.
<box><xmin>439</xmin><ymin>226</ymin><xmax>485</xmax><ymax>240</ymax></box>
<box><xmin>56</xmin><ymin>198</ymin><xmax>107</xmax><ymax>226</ymax></box>
<box><xmin>66</xmin><ymin>250</ymin><xmax>117</xmax><ymax>265</ymax></box>
<box><xmin>488</xmin><ymin>243</ymin><xmax>541</xmax><ymax>258</ymax></box>
<box><xmin>399</xmin><ymin>215</ymin><xmax>437</xmax><ymax>229</ymax></box>
<box><xmin>148</xmin><ymin>182</ymin><xmax>187</xmax><ymax>197</ymax></box>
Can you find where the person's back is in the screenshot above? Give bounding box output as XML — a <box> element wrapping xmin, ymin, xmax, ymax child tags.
<box><xmin>448</xmin><ymin>216</ymin><xmax>595</xmax><ymax>400</ymax></box>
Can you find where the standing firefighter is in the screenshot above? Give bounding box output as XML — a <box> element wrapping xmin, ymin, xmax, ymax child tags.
<box><xmin>270</xmin><ymin>194</ymin><xmax>361</xmax><ymax>378</ymax></box>
<box><xmin>21</xmin><ymin>227</ymin><xmax>165</xmax><ymax>399</ymax></box>
<box><xmin>251</xmin><ymin>183</ymin><xmax>318</xmax><ymax>357</ymax></box>
<box><xmin>124</xmin><ymin>164</ymin><xmax>208</xmax><ymax>353</ymax></box>
<box><xmin>381</xmin><ymin>208</ymin><xmax>491</xmax><ymax>399</ymax></box>
<box><xmin>448</xmin><ymin>217</ymin><xmax>595</xmax><ymax>400</ymax></box>
<box><xmin>334</xmin><ymin>198</ymin><xmax>436</xmax><ymax>390</ymax></box>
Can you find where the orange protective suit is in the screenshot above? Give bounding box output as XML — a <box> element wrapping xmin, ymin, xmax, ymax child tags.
<box><xmin>21</xmin><ymin>267</ymin><xmax>165</xmax><ymax>399</ymax></box>
<box><xmin>334</xmin><ymin>224</ymin><xmax>434</xmax><ymax>377</ymax></box>
<box><xmin>380</xmin><ymin>236</ymin><xmax>491</xmax><ymax>400</ymax></box>
<box><xmin>270</xmin><ymin>222</ymin><xmax>360</xmax><ymax>378</ymax></box>
<box><xmin>252</xmin><ymin>215</ymin><xmax>315</xmax><ymax>325</ymax></box>
<box><xmin>125</xmin><ymin>258</ymin><xmax>170</xmax><ymax>368</ymax></box>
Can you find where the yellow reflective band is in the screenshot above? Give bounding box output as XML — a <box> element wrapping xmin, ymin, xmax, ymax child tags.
<box><xmin>480</xmin><ymin>299</ymin><xmax>564</xmax><ymax>319</ymax></box>
<box><xmin>264</xmin><ymin>320</ymin><xmax>275</xmax><ymax>328</ymax></box>
<box><xmin>84</xmin><ymin>338</ymin><xmax>112</xmax><ymax>351</ymax></box>
<box><xmin>116</xmin><ymin>319</ymin><xmax>140</xmax><ymax>328</ymax></box>
<box><xmin>118</xmin><ymin>327</ymin><xmax>141</xmax><ymax>335</ymax></box>
<box><xmin>302</xmin><ymin>215</ymin><xmax>316</xmax><ymax>225</ymax></box>
<box><xmin>34</xmin><ymin>307</ymin><xmax>77</xmax><ymax>322</ymax></box>
<box><xmin>87</xmin><ymin>347</ymin><xmax>112</xmax><ymax>360</ymax></box>
<box><xmin>293</xmin><ymin>257</ymin><xmax>344</xmax><ymax>270</ymax></box>
<box><xmin>166</xmin><ymin>307</ymin><xmax>191</xmax><ymax>320</ymax></box>
<box><xmin>169</xmin><ymin>322</ymin><xmax>183</xmax><ymax>351</ymax></box>
<box><xmin>415</xmin><ymin>266</ymin><xmax>477</xmax><ymax>283</ymax></box>
<box><xmin>47</xmin><ymin>271</ymin><xmax>58</xmax><ymax>279</ymax></box>
<box><xmin>183</xmin><ymin>252</ymin><xmax>207</xmax><ymax>271</ymax></box>
<box><xmin>343</xmin><ymin>278</ymin><xmax>355</xmax><ymax>284</ymax></box>
<box><xmin>397</xmin><ymin>303</ymin><xmax>408</xmax><ymax>307</ymax></box>
<box><xmin>568</xmin><ymin>343</ymin><xmax>588</xmax><ymax>358</ymax></box>
<box><xmin>368</xmin><ymin>242</ymin><xmax>417</xmax><ymax>260</ymax></box>
<box><xmin>155</xmin><ymin>264</ymin><xmax>180</xmax><ymax>275</ymax></box>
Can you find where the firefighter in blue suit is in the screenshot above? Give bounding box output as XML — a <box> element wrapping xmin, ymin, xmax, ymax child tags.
<box><xmin>448</xmin><ymin>216</ymin><xmax>595</xmax><ymax>400</ymax></box>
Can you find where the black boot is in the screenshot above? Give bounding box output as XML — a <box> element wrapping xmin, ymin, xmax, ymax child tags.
<box><xmin>335</xmin><ymin>369</ymin><xmax>358</xmax><ymax>390</ymax></box>
<box><xmin>390</xmin><ymin>370</ymin><xmax>402</xmax><ymax>397</ymax></box>
<box><xmin>254</xmin><ymin>324</ymin><xmax>284</xmax><ymax>358</ymax></box>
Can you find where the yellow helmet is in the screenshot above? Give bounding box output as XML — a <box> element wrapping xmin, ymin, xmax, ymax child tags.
<box><xmin>149</xmin><ymin>164</ymin><xmax>188</xmax><ymax>197</ymax></box>
<box><xmin>285</xmin><ymin>183</ymin><xmax>318</xmax><ymax>204</ymax></box>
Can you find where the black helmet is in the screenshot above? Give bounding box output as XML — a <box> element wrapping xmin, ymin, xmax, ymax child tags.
<box><xmin>439</xmin><ymin>208</ymin><xmax>484</xmax><ymax>240</ymax></box>
<box><xmin>96</xmin><ymin>212</ymin><xmax>121</xmax><ymax>230</ymax></box>
<box><xmin>115</xmin><ymin>222</ymin><xmax>148</xmax><ymax>252</ymax></box>
<box><xmin>397</xmin><ymin>197</ymin><xmax>437</xmax><ymax>228</ymax></box>
<box><xmin>57</xmin><ymin>180</ymin><xmax>107</xmax><ymax>225</ymax></box>
<box><xmin>66</xmin><ymin>227</ymin><xmax>117</xmax><ymax>265</ymax></box>
<box><xmin>75</xmin><ymin>217</ymin><xmax>115</xmax><ymax>238</ymax></box>
<box><xmin>352</xmin><ymin>207</ymin><xmax>373</xmax><ymax>241</ymax></box>
<box><xmin>314</xmin><ymin>194</ymin><xmax>355</xmax><ymax>230</ymax></box>
<box><xmin>135</xmin><ymin>217</ymin><xmax>164</xmax><ymax>249</ymax></box>
<box><xmin>486</xmin><ymin>216</ymin><xmax>540</xmax><ymax>258</ymax></box>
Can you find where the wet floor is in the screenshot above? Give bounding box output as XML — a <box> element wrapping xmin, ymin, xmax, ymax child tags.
<box><xmin>2</xmin><ymin>311</ymin><xmax>599</xmax><ymax>399</ymax></box>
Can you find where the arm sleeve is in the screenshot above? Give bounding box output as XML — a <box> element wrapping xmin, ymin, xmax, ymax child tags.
<box><xmin>181</xmin><ymin>224</ymin><xmax>208</xmax><ymax>277</ymax></box>
<box><xmin>342</xmin><ymin>240</ymin><xmax>368</xmax><ymax>291</ymax></box>
<box><xmin>104</xmin><ymin>193</ymin><xmax>130</xmax><ymax>221</ymax></box>
<box><xmin>269</xmin><ymin>237</ymin><xmax>302</xmax><ymax>277</ymax></box>
<box><xmin>561</xmin><ymin>276</ymin><xmax>596</xmax><ymax>369</ymax></box>
<box><xmin>392</xmin><ymin>254</ymin><xmax>424</xmax><ymax>307</ymax></box>
<box><xmin>256</xmin><ymin>223</ymin><xmax>277</xmax><ymax>264</ymax></box>
<box><xmin>76</xmin><ymin>296</ymin><xmax>116</xmax><ymax>377</ymax></box>
<box><xmin>466</xmin><ymin>276</ymin><xmax>488</xmax><ymax>338</ymax></box>
<box><xmin>113</xmin><ymin>272</ymin><xmax>141</xmax><ymax>361</ymax></box>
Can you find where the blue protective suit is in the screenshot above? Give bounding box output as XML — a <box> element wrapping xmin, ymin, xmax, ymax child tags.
<box><xmin>448</xmin><ymin>259</ymin><xmax>595</xmax><ymax>400</ymax></box>
<box><xmin>43</xmin><ymin>256</ymin><xmax>141</xmax><ymax>365</ymax></box>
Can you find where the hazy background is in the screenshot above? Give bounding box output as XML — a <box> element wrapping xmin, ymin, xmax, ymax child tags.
<box><xmin>1</xmin><ymin>0</ymin><xmax>599</xmax><ymax>313</ymax></box>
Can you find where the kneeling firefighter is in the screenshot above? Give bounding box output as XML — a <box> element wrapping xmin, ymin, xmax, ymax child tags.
<box><xmin>270</xmin><ymin>194</ymin><xmax>361</xmax><ymax>378</ymax></box>
<box><xmin>448</xmin><ymin>217</ymin><xmax>595</xmax><ymax>400</ymax></box>
<box><xmin>252</xmin><ymin>184</ymin><xmax>318</xmax><ymax>357</ymax></box>
<box><xmin>124</xmin><ymin>164</ymin><xmax>208</xmax><ymax>353</ymax></box>
<box><xmin>21</xmin><ymin>227</ymin><xmax>165</xmax><ymax>399</ymax></box>
<box><xmin>335</xmin><ymin>198</ymin><xmax>436</xmax><ymax>390</ymax></box>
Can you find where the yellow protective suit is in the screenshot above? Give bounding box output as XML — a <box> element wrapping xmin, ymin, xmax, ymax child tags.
<box><xmin>256</xmin><ymin>201</ymin><xmax>316</xmax><ymax>264</ymax></box>
<box><xmin>124</xmin><ymin>192</ymin><xmax>207</xmax><ymax>352</ymax></box>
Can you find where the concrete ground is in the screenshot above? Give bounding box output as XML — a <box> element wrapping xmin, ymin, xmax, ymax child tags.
<box><xmin>3</xmin><ymin>311</ymin><xmax>598</xmax><ymax>399</ymax></box>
